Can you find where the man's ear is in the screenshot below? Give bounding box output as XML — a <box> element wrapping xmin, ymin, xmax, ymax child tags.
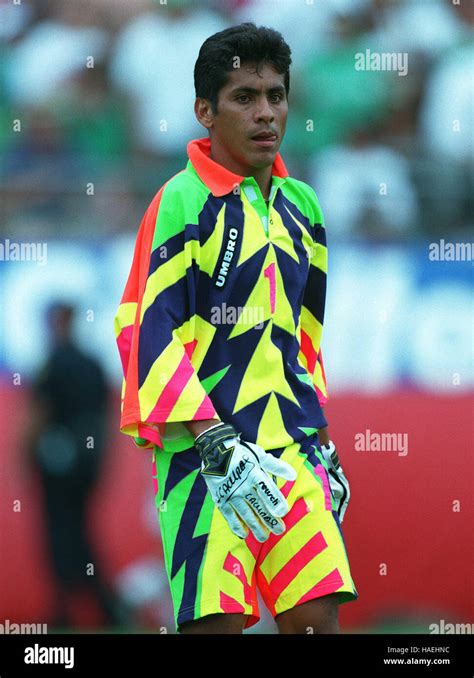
<box><xmin>194</xmin><ymin>97</ymin><xmax>215</xmax><ymax>130</ymax></box>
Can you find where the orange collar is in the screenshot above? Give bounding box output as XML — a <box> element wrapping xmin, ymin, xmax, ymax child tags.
<box><xmin>187</xmin><ymin>137</ymin><xmax>289</xmax><ymax>197</ymax></box>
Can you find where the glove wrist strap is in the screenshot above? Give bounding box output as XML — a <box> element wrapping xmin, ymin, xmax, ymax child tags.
<box><xmin>194</xmin><ymin>422</ymin><xmax>239</xmax><ymax>460</ymax></box>
<box><xmin>322</xmin><ymin>440</ymin><xmax>340</xmax><ymax>469</ymax></box>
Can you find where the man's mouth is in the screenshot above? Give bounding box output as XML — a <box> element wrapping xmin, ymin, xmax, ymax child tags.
<box><xmin>250</xmin><ymin>132</ymin><xmax>278</xmax><ymax>148</ymax></box>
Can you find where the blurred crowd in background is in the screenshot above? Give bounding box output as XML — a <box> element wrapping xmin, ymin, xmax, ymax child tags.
<box><xmin>1</xmin><ymin>0</ymin><xmax>472</xmax><ymax>241</ymax></box>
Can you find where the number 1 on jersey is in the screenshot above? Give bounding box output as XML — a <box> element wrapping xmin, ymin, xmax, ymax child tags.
<box><xmin>264</xmin><ymin>263</ymin><xmax>276</xmax><ymax>314</ymax></box>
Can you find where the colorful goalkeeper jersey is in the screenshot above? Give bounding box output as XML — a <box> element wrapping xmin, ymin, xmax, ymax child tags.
<box><xmin>114</xmin><ymin>137</ymin><xmax>329</xmax><ymax>453</ymax></box>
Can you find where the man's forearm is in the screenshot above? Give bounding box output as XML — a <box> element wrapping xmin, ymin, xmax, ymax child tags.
<box><xmin>184</xmin><ymin>418</ymin><xmax>222</xmax><ymax>439</ymax></box>
<box><xmin>318</xmin><ymin>426</ymin><xmax>330</xmax><ymax>445</ymax></box>
<box><xmin>318</xmin><ymin>405</ymin><xmax>331</xmax><ymax>447</ymax></box>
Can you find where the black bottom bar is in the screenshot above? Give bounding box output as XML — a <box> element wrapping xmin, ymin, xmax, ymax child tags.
<box><xmin>0</xmin><ymin>632</ymin><xmax>471</xmax><ymax>676</ymax></box>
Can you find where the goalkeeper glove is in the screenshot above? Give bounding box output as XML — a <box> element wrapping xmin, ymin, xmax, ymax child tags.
<box><xmin>319</xmin><ymin>440</ymin><xmax>350</xmax><ymax>522</ymax></box>
<box><xmin>194</xmin><ymin>422</ymin><xmax>296</xmax><ymax>542</ymax></box>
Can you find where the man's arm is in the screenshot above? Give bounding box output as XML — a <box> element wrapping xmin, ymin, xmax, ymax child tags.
<box><xmin>298</xmin><ymin>193</ymin><xmax>329</xmax><ymax>418</ymax></box>
<box><xmin>184</xmin><ymin>418</ymin><xmax>222</xmax><ymax>439</ymax></box>
<box><xmin>114</xmin><ymin>183</ymin><xmax>218</xmax><ymax>450</ymax></box>
<box><xmin>318</xmin><ymin>422</ymin><xmax>330</xmax><ymax>446</ymax></box>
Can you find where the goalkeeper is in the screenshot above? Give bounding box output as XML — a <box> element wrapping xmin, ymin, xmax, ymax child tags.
<box><xmin>114</xmin><ymin>23</ymin><xmax>357</xmax><ymax>634</ymax></box>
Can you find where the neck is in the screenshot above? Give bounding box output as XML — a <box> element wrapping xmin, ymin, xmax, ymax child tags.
<box><xmin>210</xmin><ymin>140</ymin><xmax>273</xmax><ymax>200</ymax></box>
<box><xmin>253</xmin><ymin>167</ymin><xmax>273</xmax><ymax>201</ymax></box>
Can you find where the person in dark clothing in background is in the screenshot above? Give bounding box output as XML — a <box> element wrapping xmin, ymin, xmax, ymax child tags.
<box><xmin>25</xmin><ymin>302</ymin><xmax>123</xmax><ymax>628</ymax></box>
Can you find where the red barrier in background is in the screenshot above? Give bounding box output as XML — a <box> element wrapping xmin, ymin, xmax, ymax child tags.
<box><xmin>1</xmin><ymin>385</ymin><xmax>472</xmax><ymax>630</ymax></box>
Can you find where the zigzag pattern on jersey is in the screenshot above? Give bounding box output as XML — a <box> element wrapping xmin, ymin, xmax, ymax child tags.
<box><xmin>115</xmin><ymin>157</ymin><xmax>328</xmax><ymax>451</ymax></box>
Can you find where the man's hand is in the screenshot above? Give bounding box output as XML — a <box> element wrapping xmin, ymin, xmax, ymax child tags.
<box><xmin>194</xmin><ymin>422</ymin><xmax>296</xmax><ymax>542</ymax></box>
<box><xmin>319</xmin><ymin>440</ymin><xmax>350</xmax><ymax>522</ymax></box>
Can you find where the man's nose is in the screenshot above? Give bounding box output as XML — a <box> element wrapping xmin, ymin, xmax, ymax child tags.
<box><xmin>254</xmin><ymin>97</ymin><xmax>274</xmax><ymax>122</ymax></box>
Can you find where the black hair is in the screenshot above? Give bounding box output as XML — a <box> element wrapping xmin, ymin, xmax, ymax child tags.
<box><xmin>194</xmin><ymin>23</ymin><xmax>292</xmax><ymax>113</ymax></box>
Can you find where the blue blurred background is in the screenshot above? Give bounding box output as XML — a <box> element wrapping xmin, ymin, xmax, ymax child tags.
<box><xmin>0</xmin><ymin>0</ymin><xmax>472</xmax><ymax>634</ymax></box>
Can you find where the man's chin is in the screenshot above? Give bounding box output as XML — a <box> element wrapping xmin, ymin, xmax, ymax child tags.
<box><xmin>247</xmin><ymin>148</ymin><xmax>278</xmax><ymax>169</ymax></box>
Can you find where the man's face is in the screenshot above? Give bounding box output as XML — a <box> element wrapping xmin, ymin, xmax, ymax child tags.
<box><xmin>198</xmin><ymin>62</ymin><xmax>288</xmax><ymax>172</ymax></box>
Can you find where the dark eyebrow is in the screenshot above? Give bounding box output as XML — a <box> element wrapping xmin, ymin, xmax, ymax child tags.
<box><xmin>230</xmin><ymin>85</ymin><xmax>286</xmax><ymax>96</ymax></box>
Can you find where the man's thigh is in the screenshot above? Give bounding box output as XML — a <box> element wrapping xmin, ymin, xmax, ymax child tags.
<box><xmin>253</xmin><ymin>437</ymin><xmax>358</xmax><ymax>624</ymax></box>
<box><xmin>153</xmin><ymin>448</ymin><xmax>260</xmax><ymax>630</ymax></box>
<box><xmin>276</xmin><ymin>593</ymin><xmax>340</xmax><ymax>634</ymax></box>
<box><xmin>180</xmin><ymin>613</ymin><xmax>247</xmax><ymax>634</ymax></box>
